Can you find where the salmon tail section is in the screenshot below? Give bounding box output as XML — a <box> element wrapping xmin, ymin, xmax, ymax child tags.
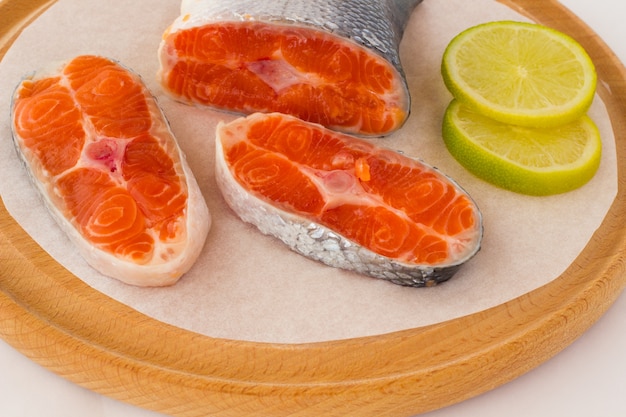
<box><xmin>158</xmin><ymin>0</ymin><xmax>422</xmax><ymax>137</ymax></box>
<box><xmin>389</xmin><ymin>0</ymin><xmax>424</xmax><ymax>36</ymax></box>
<box><xmin>11</xmin><ymin>55</ymin><xmax>211</xmax><ymax>287</ymax></box>
<box><xmin>216</xmin><ymin>113</ymin><xmax>482</xmax><ymax>287</ymax></box>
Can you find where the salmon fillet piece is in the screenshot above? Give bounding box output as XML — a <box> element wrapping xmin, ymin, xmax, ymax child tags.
<box><xmin>11</xmin><ymin>55</ymin><xmax>210</xmax><ymax>286</ymax></box>
<box><xmin>158</xmin><ymin>0</ymin><xmax>419</xmax><ymax>136</ymax></box>
<box><xmin>216</xmin><ymin>113</ymin><xmax>482</xmax><ymax>287</ymax></box>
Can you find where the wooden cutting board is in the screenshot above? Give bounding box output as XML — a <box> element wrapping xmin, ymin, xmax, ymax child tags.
<box><xmin>1</xmin><ymin>0</ymin><xmax>625</xmax><ymax>416</ymax></box>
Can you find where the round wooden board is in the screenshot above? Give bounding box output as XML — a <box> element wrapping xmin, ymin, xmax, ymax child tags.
<box><xmin>1</xmin><ymin>0</ymin><xmax>625</xmax><ymax>416</ymax></box>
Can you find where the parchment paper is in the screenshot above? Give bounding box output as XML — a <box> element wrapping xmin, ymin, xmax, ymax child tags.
<box><xmin>0</xmin><ymin>0</ymin><xmax>617</xmax><ymax>343</ymax></box>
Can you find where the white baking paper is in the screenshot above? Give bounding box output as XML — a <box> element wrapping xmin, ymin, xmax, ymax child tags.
<box><xmin>0</xmin><ymin>0</ymin><xmax>617</xmax><ymax>343</ymax></box>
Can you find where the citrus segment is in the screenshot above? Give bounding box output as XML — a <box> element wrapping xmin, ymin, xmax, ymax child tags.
<box><xmin>442</xmin><ymin>100</ymin><xmax>602</xmax><ymax>196</ymax></box>
<box><xmin>441</xmin><ymin>21</ymin><xmax>597</xmax><ymax>128</ymax></box>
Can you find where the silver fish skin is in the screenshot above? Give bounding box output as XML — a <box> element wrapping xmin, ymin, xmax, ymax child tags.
<box><xmin>160</xmin><ymin>0</ymin><xmax>423</xmax><ymax>136</ymax></box>
<box><xmin>215</xmin><ymin>168</ymin><xmax>472</xmax><ymax>287</ymax></box>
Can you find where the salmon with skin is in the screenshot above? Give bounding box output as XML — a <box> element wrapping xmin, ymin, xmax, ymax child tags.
<box><xmin>158</xmin><ymin>0</ymin><xmax>422</xmax><ymax>137</ymax></box>
<box><xmin>216</xmin><ymin>113</ymin><xmax>482</xmax><ymax>287</ymax></box>
<box><xmin>11</xmin><ymin>55</ymin><xmax>210</xmax><ymax>286</ymax></box>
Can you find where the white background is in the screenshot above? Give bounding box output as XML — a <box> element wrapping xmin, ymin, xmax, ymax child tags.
<box><xmin>1</xmin><ymin>1</ymin><xmax>625</xmax><ymax>416</ymax></box>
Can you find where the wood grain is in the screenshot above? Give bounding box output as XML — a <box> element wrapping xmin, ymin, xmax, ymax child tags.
<box><xmin>1</xmin><ymin>0</ymin><xmax>625</xmax><ymax>416</ymax></box>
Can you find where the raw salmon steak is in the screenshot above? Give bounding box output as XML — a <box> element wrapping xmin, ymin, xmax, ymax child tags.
<box><xmin>216</xmin><ymin>113</ymin><xmax>482</xmax><ymax>287</ymax></box>
<box><xmin>11</xmin><ymin>55</ymin><xmax>210</xmax><ymax>287</ymax></box>
<box><xmin>158</xmin><ymin>0</ymin><xmax>422</xmax><ymax>137</ymax></box>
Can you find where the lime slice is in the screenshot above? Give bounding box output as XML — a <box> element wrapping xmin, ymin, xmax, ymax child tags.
<box><xmin>442</xmin><ymin>100</ymin><xmax>602</xmax><ymax>196</ymax></box>
<box><xmin>441</xmin><ymin>21</ymin><xmax>597</xmax><ymax>128</ymax></box>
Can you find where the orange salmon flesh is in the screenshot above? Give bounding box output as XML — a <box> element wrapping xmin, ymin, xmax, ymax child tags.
<box><xmin>11</xmin><ymin>55</ymin><xmax>209</xmax><ymax>285</ymax></box>
<box><xmin>159</xmin><ymin>22</ymin><xmax>410</xmax><ymax>136</ymax></box>
<box><xmin>217</xmin><ymin>113</ymin><xmax>482</xmax><ymax>269</ymax></box>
